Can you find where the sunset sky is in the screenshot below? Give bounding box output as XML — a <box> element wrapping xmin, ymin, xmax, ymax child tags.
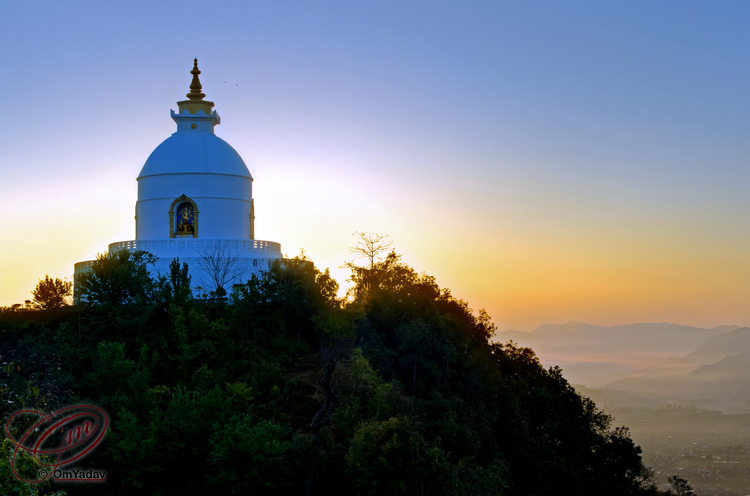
<box><xmin>3</xmin><ymin>1</ymin><xmax>750</xmax><ymax>331</ymax></box>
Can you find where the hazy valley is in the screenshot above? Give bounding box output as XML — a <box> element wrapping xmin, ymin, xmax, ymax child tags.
<box><xmin>497</xmin><ymin>322</ymin><xmax>750</xmax><ymax>495</ymax></box>
<box><xmin>498</xmin><ymin>322</ymin><xmax>750</xmax><ymax>412</ymax></box>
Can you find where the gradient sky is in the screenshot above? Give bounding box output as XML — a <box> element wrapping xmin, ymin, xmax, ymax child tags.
<box><xmin>3</xmin><ymin>1</ymin><xmax>750</xmax><ymax>331</ymax></box>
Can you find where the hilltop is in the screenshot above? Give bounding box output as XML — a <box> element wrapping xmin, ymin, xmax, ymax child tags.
<box><xmin>2</xmin><ymin>252</ymin><xmax>674</xmax><ymax>495</ymax></box>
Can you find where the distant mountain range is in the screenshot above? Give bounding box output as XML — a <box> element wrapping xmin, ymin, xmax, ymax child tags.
<box><xmin>496</xmin><ymin>322</ymin><xmax>750</xmax><ymax>412</ymax></box>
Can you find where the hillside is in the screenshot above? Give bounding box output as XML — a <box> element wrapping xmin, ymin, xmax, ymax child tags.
<box><xmin>595</xmin><ymin>328</ymin><xmax>750</xmax><ymax>412</ymax></box>
<box><xmin>682</xmin><ymin>327</ymin><xmax>750</xmax><ymax>365</ymax></box>
<box><xmin>1</xmin><ymin>252</ymin><xmax>670</xmax><ymax>495</ymax></box>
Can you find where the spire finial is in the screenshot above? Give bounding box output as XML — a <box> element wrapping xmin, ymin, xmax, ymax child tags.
<box><xmin>186</xmin><ymin>58</ymin><xmax>206</xmax><ymax>101</ymax></box>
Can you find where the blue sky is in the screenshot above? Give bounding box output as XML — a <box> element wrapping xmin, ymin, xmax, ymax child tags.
<box><xmin>3</xmin><ymin>1</ymin><xmax>750</xmax><ymax>330</ymax></box>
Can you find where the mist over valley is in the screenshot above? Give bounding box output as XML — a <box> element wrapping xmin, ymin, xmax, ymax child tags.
<box><xmin>497</xmin><ymin>322</ymin><xmax>750</xmax><ymax>495</ymax></box>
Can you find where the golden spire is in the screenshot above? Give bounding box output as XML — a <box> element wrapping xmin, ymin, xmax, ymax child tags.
<box><xmin>186</xmin><ymin>58</ymin><xmax>206</xmax><ymax>101</ymax></box>
<box><xmin>176</xmin><ymin>58</ymin><xmax>216</xmax><ymax>119</ymax></box>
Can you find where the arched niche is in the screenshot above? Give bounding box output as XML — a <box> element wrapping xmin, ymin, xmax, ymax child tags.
<box><xmin>169</xmin><ymin>194</ymin><xmax>199</xmax><ymax>238</ymax></box>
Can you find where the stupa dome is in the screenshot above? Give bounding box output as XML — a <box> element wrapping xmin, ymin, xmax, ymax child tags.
<box><xmin>139</xmin><ymin>133</ymin><xmax>251</xmax><ymax>179</ymax></box>
<box><xmin>75</xmin><ymin>59</ymin><xmax>281</xmax><ymax>301</ymax></box>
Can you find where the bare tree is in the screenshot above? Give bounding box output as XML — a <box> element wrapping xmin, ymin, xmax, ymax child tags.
<box><xmin>344</xmin><ymin>232</ymin><xmax>394</xmax><ymax>302</ymax></box>
<box><xmin>348</xmin><ymin>232</ymin><xmax>393</xmax><ymax>270</ymax></box>
<box><xmin>198</xmin><ymin>241</ymin><xmax>247</xmax><ymax>295</ymax></box>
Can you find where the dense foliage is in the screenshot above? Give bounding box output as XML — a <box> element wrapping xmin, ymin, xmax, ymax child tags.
<box><xmin>1</xmin><ymin>250</ymin><xmax>670</xmax><ymax>495</ymax></box>
<box><xmin>31</xmin><ymin>275</ymin><xmax>72</xmax><ymax>310</ymax></box>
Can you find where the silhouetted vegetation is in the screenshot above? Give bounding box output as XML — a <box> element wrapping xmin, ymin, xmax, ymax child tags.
<box><xmin>1</xmin><ymin>249</ymin><xmax>674</xmax><ymax>495</ymax></box>
<box><xmin>31</xmin><ymin>275</ymin><xmax>72</xmax><ymax>310</ymax></box>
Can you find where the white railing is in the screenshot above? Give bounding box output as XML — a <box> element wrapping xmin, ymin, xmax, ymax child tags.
<box><xmin>74</xmin><ymin>260</ymin><xmax>95</xmax><ymax>271</ymax></box>
<box><xmin>109</xmin><ymin>239</ymin><xmax>282</xmax><ymax>253</ymax></box>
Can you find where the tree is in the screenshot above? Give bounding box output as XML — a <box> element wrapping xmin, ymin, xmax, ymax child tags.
<box><xmin>30</xmin><ymin>275</ymin><xmax>72</xmax><ymax>309</ymax></box>
<box><xmin>668</xmin><ymin>475</ymin><xmax>693</xmax><ymax>495</ymax></box>
<box><xmin>166</xmin><ymin>258</ymin><xmax>192</xmax><ymax>304</ymax></box>
<box><xmin>74</xmin><ymin>250</ymin><xmax>158</xmax><ymax>307</ymax></box>
<box><xmin>344</xmin><ymin>232</ymin><xmax>394</xmax><ymax>302</ymax></box>
<box><xmin>348</xmin><ymin>232</ymin><xmax>393</xmax><ymax>270</ymax></box>
<box><xmin>199</xmin><ymin>241</ymin><xmax>246</xmax><ymax>295</ymax></box>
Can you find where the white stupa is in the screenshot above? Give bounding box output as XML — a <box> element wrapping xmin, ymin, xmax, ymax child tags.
<box><xmin>75</xmin><ymin>59</ymin><xmax>282</xmax><ymax>294</ymax></box>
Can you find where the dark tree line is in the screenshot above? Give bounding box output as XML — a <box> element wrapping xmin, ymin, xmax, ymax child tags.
<box><xmin>1</xmin><ymin>247</ymin><xmax>686</xmax><ymax>495</ymax></box>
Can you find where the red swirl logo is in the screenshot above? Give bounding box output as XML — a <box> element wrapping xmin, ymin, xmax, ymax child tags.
<box><xmin>4</xmin><ymin>404</ymin><xmax>109</xmax><ymax>483</ymax></box>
